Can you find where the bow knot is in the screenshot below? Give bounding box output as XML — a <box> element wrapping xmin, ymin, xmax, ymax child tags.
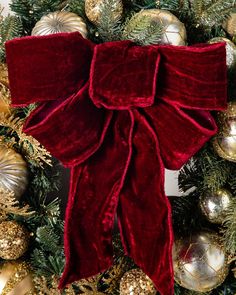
<box><xmin>5</xmin><ymin>32</ymin><xmax>227</xmax><ymax>295</ymax></box>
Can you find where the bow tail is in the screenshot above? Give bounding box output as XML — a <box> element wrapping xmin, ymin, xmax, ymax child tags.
<box><xmin>59</xmin><ymin>111</ymin><xmax>134</xmax><ymax>288</ymax></box>
<box><xmin>118</xmin><ymin>110</ymin><xmax>174</xmax><ymax>295</ymax></box>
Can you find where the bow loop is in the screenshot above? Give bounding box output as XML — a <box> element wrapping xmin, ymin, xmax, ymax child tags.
<box><xmin>90</xmin><ymin>41</ymin><xmax>160</xmax><ymax>109</ymax></box>
<box><xmin>6</xmin><ymin>32</ymin><xmax>94</xmax><ymax>106</ymax></box>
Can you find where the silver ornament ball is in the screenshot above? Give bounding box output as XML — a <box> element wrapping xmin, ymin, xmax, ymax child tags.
<box><xmin>173</xmin><ymin>231</ymin><xmax>229</xmax><ymax>292</ymax></box>
<box><xmin>200</xmin><ymin>188</ymin><xmax>233</xmax><ymax>224</ymax></box>
<box><xmin>32</xmin><ymin>11</ymin><xmax>88</xmax><ymax>38</ymax></box>
<box><xmin>0</xmin><ymin>146</ymin><xmax>28</xmax><ymax>199</ymax></box>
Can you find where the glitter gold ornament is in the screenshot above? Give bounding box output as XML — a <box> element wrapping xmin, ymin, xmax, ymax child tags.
<box><xmin>0</xmin><ymin>146</ymin><xmax>28</xmax><ymax>199</ymax></box>
<box><xmin>213</xmin><ymin>101</ymin><xmax>236</xmax><ymax>162</ymax></box>
<box><xmin>0</xmin><ymin>260</ymin><xmax>34</xmax><ymax>295</ymax></box>
<box><xmin>200</xmin><ymin>188</ymin><xmax>233</xmax><ymax>224</ymax></box>
<box><xmin>173</xmin><ymin>231</ymin><xmax>229</xmax><ymax>292</ymax></box>
<box><xmin>0</xmin><ymin>221</ymin><xmax>30</xmax><ymax>260</ymax></box>
<box><xmin>120</xmin><ymin>269</ymin><xmax>156</xmax><ymax>295</ymax></box>
<box><xmin>32</xmin><ymin>11</ymin><xmax>87</xmax><ymax>38</ymax></box>
<box><xmin>85</xmin><ymin>0</ymin><xmax>123</xmax><ymax>25</ymax></box>
<box><xmin>208</xmin><ymin>37</ymin><xmax>236</xmax><ymax>69</ymax></box>
<box><xmin>132</xmin><ymin>9</ymin><xmax>187</xmax><ymax>46</ymax></box>
<box><xmin>223</xmin><ymin>13</ymin><xmax>236</xmax><ymax>37</ymax></box>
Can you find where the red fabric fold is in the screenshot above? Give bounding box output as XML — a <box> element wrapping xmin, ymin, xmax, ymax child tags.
<box><xmin>6</xmin><ymin>32</ymin><xmax>94</xmax><ymax>106</ymax></box>
<box><xmin>90</xmin><ymin>41</ymin><xmax>160</xmax><ymax>109</ymax></box>
<box><xmin>5</xmin><ymin>32</ymin><xmax>228</xmax><ymax>295</ymax></box>
<box><xmin>59</xmin><ymin>111</ymin><xmax>134</xmax><ymax>287</ymax></box>
<box><xmin>23</xmin><ymin>83</ymin><xmax>112</xmax><ymax>167</ymax></box>
<box><xmin>118</xmin><ymin>110</ymin><xmax>174</xmax><ymax>295</ymax></box>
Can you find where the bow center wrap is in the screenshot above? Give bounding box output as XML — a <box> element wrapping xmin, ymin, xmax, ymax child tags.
<box><xmin>5</xmin><ymin>32</ymin><xmax>227</xmax><ymax>295</ymax></box>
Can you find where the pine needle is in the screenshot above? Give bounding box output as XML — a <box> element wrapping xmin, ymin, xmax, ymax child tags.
<box><xmin>122</xmin><ymin>10</ymin><xmax>163</xmax><ymax>45</ymax></box>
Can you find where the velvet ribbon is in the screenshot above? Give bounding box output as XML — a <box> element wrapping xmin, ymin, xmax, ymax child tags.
<box><xmin>5</xmin><ymin>32</ymin><xmax>227</xmax><ymax>295</ymax></box>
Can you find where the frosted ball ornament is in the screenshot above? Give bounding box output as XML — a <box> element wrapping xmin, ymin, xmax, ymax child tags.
<box><xmin>173</xmin><ymin>231</ymin><xmax>229</xmax><ymax>292</ymax></box>
<box><xmin>0</xmin><ymin>221</ymin><xmax>30</xmax><ymax>260</ymax></box>
<box><xmin>120</xmin><ymin>269</ymin><xmax>156</xmax><ymax>295</ymax></box>
<box><xmin>85</xmin><ymin>0</ymin><xmax>123</xmax><ymax>25</ymax></box>
<box><xmin>32</xmin><ymin>11</ymin><xmax>88</xmax><ymax>38</ymax></box>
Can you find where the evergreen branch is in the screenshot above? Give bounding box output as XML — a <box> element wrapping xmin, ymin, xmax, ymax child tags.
<box><xmin>122</xmin><ymin>11</ymin><xmax>163</xmax><ymax>45</ymax></box>
<box><xmin>96</xmin><ymin>0</ymin><xmax>123</xmax><ymax>42</ymax></box>
<box><xmin>66</xmin><ymin>0</ymin><xmax>86</xmax><ymax>18</ymax></box>
<box><xmin>36</xmin><ymin>226</ymin><xmax>60</xmax><ymax>253</ymax></box>
<box><xmin>10</xmin><ymin>0</ymin><xmax>62</xmax><ymax>34</ymax></box>
<box><xmin>221</xmin><ymin>200</ymin><xmax>236</xmax><ymax>255</ymax></box>
<box><xmin>0</xmin><ymin>15</ymin><xmax>23</xmax><ymax>61</ymax></box>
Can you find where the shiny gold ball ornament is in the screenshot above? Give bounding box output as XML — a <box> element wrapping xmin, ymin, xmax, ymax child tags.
<box><xmin>0</xmin><ymin>261</ymin><xmax>34</xmax><ymax>295</ymax></box>
<box><xmin>85</xmin><ymin>0</ymin><xmax>123</xmax><ymax>25</ymax></box>
<box><xmin>0</xmin><ymin>221</ymin><xmax>30</xmax><ymax>260</ymax></box>
<box><xmin>173</xmin><ymin>231</ymin><xmax>229</xmax><ymax>292</ymax></box>
<box><xmin>120</xmin><ymin>269</ymin><xmax>156</xmax><ymax>295</ymax></box>
<box><xmin>208</xmin><ymin>37</ymin><xmax>236</xmax><ymax>69</ymax></box>
<box><xmin>32</xmin><ymin>11</ymin><xmax>87</xmax><ymax>38</ymax></box>
<box><xmin>213</xmin><ymin>101</ymin><xmax>236</xmax><ymax>162</ymax></box>
<box><xmin>129</xmin><ymin>9</ymin><xmax>187</xmax><ymax>46</ymax></box>
<box><xmin>0</xmin><ymin>146</ymin><xmax>28</xmax><ymax>199</ymax></box>
<box><xmin>223</xmin><ymin>13</ymin><xmax>236</xmax><ymax>37</ymax></box>
<box><xmin>200</xmin><ymin>188</ymin><xmax>233</xmax><ymax>224</ymax></box>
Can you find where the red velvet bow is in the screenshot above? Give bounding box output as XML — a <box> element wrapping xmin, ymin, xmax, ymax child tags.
<box><xmin>6</xmin><ymin>32</ymin><xmax>227</xmax><ymax>295</ymax></box>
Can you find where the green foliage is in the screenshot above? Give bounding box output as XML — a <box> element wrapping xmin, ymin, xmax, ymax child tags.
<box><xmin>0</xmin><ymin>15</ymin><xmax>23</xmax><ymax>61</ymax></box>
<box><xmin>96</xmin><ymin>0</ymin><xmax>123</xmax><ymax>42</ymax></box>
<box><xmin>10</xmin><ymin>0</ymin><xmax>62</xmax><ymax>35</ymax></box>
<box><xmin>221</xmin><ymin>200</ymin><xmax>236</xmax><ymax>255</ymax></box>
<box><xmin>179</xmin><ymin>143</ymin><xmax>233</xmax><ymax>195</ymax></box>
<box><xmin>122</xmin><ymin>12</ymin><xmax>163</xmax><ymax>45</ymax></box>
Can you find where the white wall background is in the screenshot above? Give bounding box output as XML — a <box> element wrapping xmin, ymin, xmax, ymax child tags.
<box><xmin>0</xmin><ymin>0</ymin><xmax>180</xmax><ymax>196</ymax></box>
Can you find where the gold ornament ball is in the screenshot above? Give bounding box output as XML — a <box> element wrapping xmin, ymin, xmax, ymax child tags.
<box><xmin>200</xmin><ymin>188</ymin><xmax>233</xmax><ymax>224</ymax></box>
<box><xmin>120</xmin><ymin>269</ymin><xmax>156</xmax><ymax>295</ymax></box>
<box><xmin>0</xmin><ymin>146</ymin><xmax>28</xmax><ymax>199</ymax></box>
<box><xmin>208</xmin><ymin>37</ymin><xmax>236</xmax><ymax>69</ymax></box>
<box><xmin>0</xmin><ymin>260</ymin><xmax>34</xmax><ymax>295</ymax></box>
<box><xmin>135</xmin><ymin>9</ymin><xmax>186</xmax><ymax>46</ymax></box>
<box><xmin>213</xmin><ymin>101</ymin><xmax>236</xmax><ymax>162</ymax></box>
<box><xmin>0</xmin><ymin>221</ymin><xmax>30</xmax><ymax>260</ymax></box>
<box><xmin>85</xmin><ymin>0</ymin><xmax>123</xmax><ymax>25</ymax></box>
<box><xmin>223</xmin><ymin>13</ymin><xmax>236</xmax><ymax>37</ymax></box>
<box><xmin>32</xmin><ymin>11</ymin><xmax>88</xmax><ymax>38</ymax></box>
<box><xmin>173</xmin><ymin>231</ymin><xmax>229</xmax><ymax>292</ymax></box>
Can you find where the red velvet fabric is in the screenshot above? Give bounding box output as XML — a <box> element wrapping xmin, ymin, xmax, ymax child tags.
<box><xmin>5</xmin><ymin>32</ymin><xmax>227</xmax><ymax>295</ymax></box>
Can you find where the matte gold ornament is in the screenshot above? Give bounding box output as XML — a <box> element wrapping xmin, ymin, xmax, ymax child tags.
<box><xmin>0</xmin><ymin>221</ymin><xmax>30</xmax><ymax>260</ymax></box>
<box><xmin>136</xmin><ymin>9</ymin><xmax>187</xmax><ymax>46</ymax></box>
<box><xmin>223</xmin><ymin>13</ymin><xmax>236</xmax><ymax>37</ymax></box>
<box><xmin>120</xmin><ymin>269</ymin><xmax>156</xmax><ymax>295</ymax></box>
<box><xmin>0</xmin><ymin>260</ymin><xmax>34</xmax><ymax>295</ymax></box>
<box><xmin>173</xmin><ymin>231</ymin><xmax>229</xmax><ymax>292</ymax></box>
<box><xmin>0</xmin><ymin>146</ymin><xmax>28</xmax><ymax>199</ymax></box>
<box><xmin>208</xmin><ymin>37</ymin><xmax>236</xmax><ymax>69</ymax></box>
<box><xmin>85</xmin><ymin>0</ymin><xmax>123</xmax><ymax>25</ymax></box>
<box><xmin>213</xmin><ymin>101</ymin><xmax>236</xmax><ymax>162</ymax></box>
<box><xmin>32</xmin><ymin>11</ymin><xmax>87</xmax><ymax>38</ymax></box>
<box><xmin>200</xmin><ymin>188</ymin><xmax>233</xmax><ymax>224</ymax></box>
